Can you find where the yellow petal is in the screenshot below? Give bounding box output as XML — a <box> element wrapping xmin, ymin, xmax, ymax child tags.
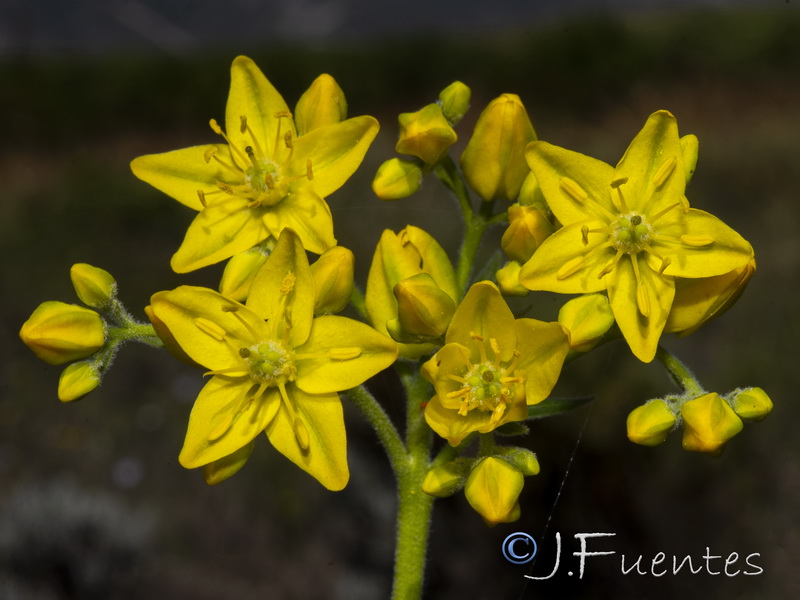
<box><xmin>294</xmin><ymin>73</ymin><xmax>347</xmax><ymax>136</ymax></box>
<box><xmin>225</xmin><ymin>56</ymin><xmax>292</xmax><ymax>168</ymax></box>
<box><xmin>202</xmin><ymin>441</ymin><xmax>255</xmax><ymax>485</ymax></box>
<box><xmin>247</xmin><ymin>229</ymin><xmax>315</xmax><ymax>347</ymax></box>
<box><xmin>170</xmin><ymin>196</ymin><xmax>269</xmax><ymax>273</ymax></box>
<box><xmin>513</xmin><ymin>319</ymin><xmax>570</xmax><ymax>405</ymax></box>
<box><xmin>20</xmin><ymin>301</ymin><xmax>105</xmax><ymax>366</ymax></box>
<box><xmin>180</xmin><ymin>377</ymin><xmax>280</xmax><ymax>468</ymax></box>
<box><xmin>130</xmin><ymin>144</ymin><xmax>230</xmax><ymax>211</ymax></box>
<box><xmin>464</xmin><ymin>457</ymin><xmax>524</xmax><ymax>525</ymax></box>
<box><xmin>290</xmin><ymin>115</ymin><xmax>379</xmax><ymax>198</ymax></box>
<box><xmin>294</xmin><ymin>315</ymin><xmax>397</xmax><ymax>394</ymax></box>
<box><xmin>432</xmin><ymin>343</ymin><xmax>473</xmax><ymax>410</ymax></box>
<box><xmin>525</xmin><ymin>141</ymin><xmax>616</xmax><ymax>226</ymax></box>
<box><xmin>262</xmin><ymin>187</ymin><xmax>335</xmax><ymax>255</ymax></box>
<box><xmin>518</xmin><ymin>221</ymin><xmax>610</xmax><ymax>294</ymax></box>
<box><xmin>265</xmin><ymin>387</ymin><xmax>349</xmax><ymax>491</ymax></box>
<box><xmin>607</xmin><ymin>255</ymin><xmax>674</xmax><ymax>363</ymax></box>
<box><xmin>445</xmin><ymin>282</ymin><xmax>516</xmax><ymax>364</ymax></box>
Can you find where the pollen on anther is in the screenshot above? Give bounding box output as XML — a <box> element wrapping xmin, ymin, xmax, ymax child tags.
<box><xmin>197</xmin><ymin>190</ymin><xmax>207</xmax><ymax>207</ymax></box>
<box><xmin>581</xmin><ymin>225</ymin><xmax>590</xmax><ymax>246</ymax></box>
<box><xmin>284</xmin><ymin>132</ymin><xmax>293</xmax><ymax>149</ymax></box>
<box><xmin>209</xmin><ymin>119</ymin><xmax>223</xmax><ymax>135</ymax></box>
<box><xmin>193</xmin><ymin>317</ymin><xmax>226</xmax><ymax>341</ymax></box>
<box><xmin>556</xmin><ymin>256</ymin><xmax>586</xmax><ymax>280</ymax></box>
<box><xmin>652</xmin><ymin>156</ymin><xmax>677</xmax><ymax>187</ymax></box>
<box><xmin>280</xmin><ymin>273</ymin><xmax>297</xmax><ymax>295</ymax></box>
<box><xmin>306</xmin><ymin>160</ymin><xmax>314</xmax><ymax>181</ymax></box>
<box><xmin>680</xmin><ymin>235</ymin><xmax>715</xmax><ymax>247</ymax></box>
<box><xmin>560</xmin><ymin>177</ymin><xmax>589</xmax><ymax>204</ymax></box>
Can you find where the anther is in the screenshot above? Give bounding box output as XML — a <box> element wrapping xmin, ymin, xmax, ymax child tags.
<box><xmin>328</xmin><ymin>347</ymin><xmax>362</xmax><ymax>360</ymax></box>
<box><xmin>581</xmin><ymin>225</ymin><xmax>590</xmax><ymax>246</ymax></box>
<box><xmin>560</xmin><ymin>177</ymin><xmax>589</xmax><ymax>204</ymax></box>
<box><xmin>239</xmin><ymin>347</ymin><xmax>251</xmax><ymax>358</ymax></box>
<box><xmin>556</xmin><ymin>256</ymin><xmax>586</xmax><ymax>280</ymax></box>
<box><xmin>652</xmin><ymin>156</ymin><xmax>677</xmax><ymax>187</ymax></box>
<box><xmin>680</xmin><ymin>235</ymin><xmax>715</xmax><ymax>247</ymax></box>
<box><xmin>221</xmin><ymin>304</ymin><xmax>239</xmax><ymax>313</ymax></box>
<box><xmin>204</xmin><ymin>147</ymin><xmax>217</xmax><ymax>163</ymax></box>
<box><xmin>294</xmin><ymin>418</ymin><xmax>310</xmax><ymax>451</ymax></box>
<box><xmin>209</xmin><ymin>118</ymin><xmax>223</xmax><ymax>135</ymax></box>
<box><xmin>217</xmin><ymin>182</ymin><xmax>234</xmax><ymax>194</ymax></box>
<box><xmin>610</xmin><ymin>177</ymin><xmax>629</xmax><ymax>189</ymax></box>
<box><xmin>197</xmin><ymin>190</ymin><xmax>207</xmax><ymax>207</ymax></box>
<box><xmin>284</xmin><ymin>131</ymin><xmax>293</xmax><ymax>149</ymax></box>
<box><xmin>193</xmin><ymin>317</ymin><xmax>226</xmax><ymax>341</ymax></box>
<box><xmin>306</xmin><ymin>159</ymin><xmax>314</xmax><ymax>181</ymax></box>
<box><xmin>264</xmin><ymin>173</ymin><xmax>275</xmax><ymax>190</ymax></box>
<box><xmin>240</xmin><ymin>115</ymin><xmax>248</xmax><ymax>134</ymax></box>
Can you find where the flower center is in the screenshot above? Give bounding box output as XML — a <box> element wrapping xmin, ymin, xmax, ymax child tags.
<box><xmin>198</xmin><ymin>112</ymin><xmax>314</xmax><ymax>209</ymax></box>
<box><xmin>240</xmin><ymin>339</ymin><xmax>296</xmax><ymax>387</ymax></box>
<box><xmin>612</xmin><ymin>212</ymin><xmax>652</xmax><ymax>254</ymax></box>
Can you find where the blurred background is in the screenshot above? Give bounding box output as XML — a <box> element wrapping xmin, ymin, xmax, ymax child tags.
<box><xmin>2</xmin><ymin>0</ymin><xmax>799</xmax><ymax>598</ymax></box>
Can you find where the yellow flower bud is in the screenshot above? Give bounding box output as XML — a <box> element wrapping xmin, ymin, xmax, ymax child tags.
<box><xmin>665</xmin><ymin>259</ymin><xmax>755</xmax><ymax>337</ymax></box>
<box><xmin>730</xmin><ymin>387</ymin><xmax>773</xmax><ymax>421</ymax></box>
<box><xmin>558</xmin><ymin>294</ymin><xmax>615</xmax><ymax>352</ymax></box>
<box><xmin>294</xmin><ymin>74</ymin><xmax>347</xmax><ymax>136</ymax></box>
<box><xmin>681</xmin><ymin>393</ymin><xmax>743</xmax><ymax>456</ymax></box>
<box><xmin>421</xmin><ymin>459</ymin><xmax>471</xmax><ymax>498</ymax></box>
<box><xmin>393</xmin><ymin>273</ymin><xmax>456</xmax><ymax>338</ymax></box>
<box><xmin>219</xmin><ymin>243</ymin><xmax>272</xmax><ymax>301</ymax></box>
<box><xmin>20</xmin><ymin>301</ymin><xmax>105</xmax><ymax>365</ymax></box>
<box><xmin>626</xmin><ymin>400</ymin><xmax>676</xmax><ymax>446</ymax></box>
<box><xmin>70</xmin><ymin>263</ymin><xmax>116</xmax><ymax>308</ymax></box>
<box><xmin>496</xmin><ymin>261</ymin><xmax>529</xmax><ymax>297</ymax></box>
<box><xmin>311</xmin><ymin>246</ymin><xmax>354</xmax><ymax>315</ymax></box>
<box><xmin>498</xmin><ymin>448</ymin><xmax>540</xmax><ymax>477</ymax></box>
<box><xmin>396</xmin><ymin>103</ymin><xmax>457</xmax><ymax>165</ymax></box>
<box><xmin>680</xmin><ymin>134</ymin><xmax>699</xmax><ymax>183</ymax></box>
<box><xmin>501</xmin><ymin>203</ymin><xmax>554</xmax><ymax>263</ymax></box>
<box><xmin>465</xmin><ymin>457</ymin><xmax>524</xmax><ymax>526</ymax></box>
<box><xmin>366</xmin><ymin>226</ymin><xmax>457</xmax><ymax>358</ymax></box>
<box><xmin>372</xmin><ymin>158</ymin><xmax>422</xmax><ymax>200</ymax></box>
<box><xmin>460</xmin><ymin>93</ymin><xmax>537</xmax><ymax>201</ymax></box>
<box><xmin>517</xmin><ymin>171</ymin><xmax>547</xmax><ymax>212</ymax></box>
<box><xmin>144</xmin><ymin>305</ymin><xmax>202</xmax><ymax>369</ymax></box>
<box><xmin>438</xmin><ymin>81</ymin><xmax>471</xmax><ymax>125</ymax></box>
<box><xmin>202</xmin><ymin>442</ymin><xmax>255</xmax><ymax>485</ymax></box>
<box><xmin>58</xmin><ymin>361</ymin><xmax>101</xmax><ymax>402</ymax></box>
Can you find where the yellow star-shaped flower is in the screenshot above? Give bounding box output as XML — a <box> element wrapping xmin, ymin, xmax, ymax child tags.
<box><xmin>132</xmin><ymin>56</ymin><xmax>379</xmax><ymax>272</ymax></box>
<box><xmin>519</xmin><ymin>111</ymin><xmax>753</xmax><ymax>362</ymax></box>
<box><xmin>149</xmin><ymin>230</ymin><xmax>397</xmax><ymax>490</ymax></box>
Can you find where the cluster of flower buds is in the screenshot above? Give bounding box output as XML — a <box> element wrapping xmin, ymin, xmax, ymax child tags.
<box><xmin>627</xmin><ymin>387</ymin><xmax>772</xmax><ymax>456</ymax></box>
<box><xmin>19</xmin><ymin>264</ymin><xmax>116</xmax><ymax>401</ymax></box>
<box><xmin>422</xmin><ymin>446</ymin><xmax>540</xmax><ymax>526</ymax></box>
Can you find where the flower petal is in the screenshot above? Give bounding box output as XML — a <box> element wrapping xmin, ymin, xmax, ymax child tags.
<box><xmin>525</xmin><ymin>140</ymin><xmax>616</xmax><ymax>226</ymax></box>
<box><xmin>150</xmin><ymin>286</ymin><xmax>269</xmax><ymax>371</ymax></box>
<box><xmin>607</xmin><ymin>255</ymin><xmax>674</xmax><ymax>362</ymax></box>
<box><xmin>247</xmin><ymin>229</ymin><xmax>315</xmax><ymax>347</ymax></box>
<box><xmin>265</xmin><ymin>387</ymin><xmax>349</xmax><ymax>491</ymax></box>
<box><xmin>513</xmin><ymin>319</ymin><xmax>570</xmax><ymax>405</ymax></box>
<box><xmin>649</xmin><ymin>208</ymin><xmax>754</xmax><ymax>278</ymax></box>
<box><xmin>290</xmin><ymin>116</ymin><xmax>380</xmax><ymax>198</ymax></box>
<box><xmin>130</xmin><ymin>144</ymin><xmax>230</xmax><ymax>211</ymax></box>
<box><xmin>614</xmin><ymin>110</ymin><xmax>685</xmax><ymax>215</ymax></box>
<box><xmin>262</xmin><ymin>187</ymin><xmax>336</xmax><ymax>255</ymax></box>
<box><xmin>445</xmin><ymin>282</ymin><xmax>516</xmax><ymax>363</ymax></box>
<box><xmin>225</xmin><ymin>56</ymin><xmax>293</xmax><ymax>168</ymax></box>
<box><xmin>171</xmin><ymin>196</ymin><xmax>268</xmax><ymax>273</ymax></box>
<box><xmin>432</xmin><ymin>343</ymin><xmax>473</xmax><ymax>410</ymax></box>
<box><xmin>424</xmin><ymin>393</ymin><xmax>525</xmax><ymax>447</ymax></box>
<box><xmin>294</xmin><ymin>315</ymin><xmax>397</xmax><ymax>394</ymax></box>
<box><xmin>518</xmin><ymin>221</ymin><xmax>611</xmax><ymax>294</ymax></box>
<box><xmin>179</xmin><ymin>377</ymin><xmax>280</xmax><ymax>468</ymax></box>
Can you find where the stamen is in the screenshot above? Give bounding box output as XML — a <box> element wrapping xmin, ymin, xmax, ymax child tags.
<box><xmin>306</xmin><ymin>159</ymin><xmax>314</xmax><ymax>181</ymax></box>
<box><xmin>597</xmin><ymin>249</ymin><xmax>624</xmax><ymax>279</ymax></box>
<box><xmin>610</xmin><ymin>178</ymin><xmax>630</xmax><ymax>213</ymax></box>
<box><xmin>240</xmin><ymin>115</ymin><xmax>266</xmax><ymax>158</ymax></box>
<box><xmin>650</xmin><ymin>202</ymin><xmax>681</xmax><ymax>224</ymax></box>
<box><xmin>490</xmin><ymin>403</ymin><xmax>507</xmax><ymax>425</ymax></box>
<box><xmin>652</xmin><ymin>156</ymin><xmax>677</xmax><ymax>187</ymax></box>
<box><xmin>630</xmin><ymin>257</ymin><xmax>651</xmax><ymax>317</ymax></box>
<box><xmin>194</xmin><ymin>317</ymin><xmax>226</xmax><ymax>341</ymax></box>
<box><xmin>581</xmin><ymin>225</ymin><xmax>590</xmax><ymax>246</ymax></box>
<box><xmin>293</xmin><ymin>417</ymin><xmax>310</xmax><ymax>451</ymax></box>
<box><xmin>556</xmin><ymin>256</ymin><xmax>586</xmax><ymax>280</ymax></box>
<box><xmin>679</xmin><ymin>195</ymin><xmax>690</xmax><ymax>213</ymax></box>
<box><xmin>489</xmin><ymin>338</ymin><xmax>501</xmax><ymax>362</ymax></box>
<box><xmin>680</xmin><ymin>235</ymin><xmax>715</xmax><ymax>247</ymax></box>
<box><xmin>328</xmin><ymin>347</ymin><xmax>362</xmax><ymax>360</ymax></box>
<box><xmin>284</xmin><ymin>131</ymin><xmax>293</xmax><ymax>149</ymax></box>
<box><xmin>216</xmin><ymin>182</ymin><xmax>234</xmax><ymax>194</ymax></box>
<box><xmin>197</xmin><ymin>190</ymin><xmax>207</xmax><ymax>207</ymax></box>
<box><xmin>560</xmin><ymin>177</ymin><xmax>589</xmax><ymax>204</ymax></box>
<box><xmin>209</xmin><ymin>118</ymin><xmax>249</xmax><ymax>165</ymax></box>
<box><xmin>447</xmin><ymin>374</ymin><xmax>467</xmax><ymax>384</ymax></box>
<box><xmin>447</xmin><ymin>387</ymin><xmax>471</xmax><ymax>400</ymax></box>
<box><xmin>264</xmin><ymin>173</ymin><xmax>276</xmax><ymax>190</ymax></box>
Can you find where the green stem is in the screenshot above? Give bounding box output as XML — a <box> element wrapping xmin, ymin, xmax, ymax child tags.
<box><xmin>345</xmin><ymin>385</ymin><xmax>406</xmax><ymax>477</ymax></box>
<box><xmin>655</xmin><ymin>345</ymin><xmax>705</xmax><ymax>397</ymax></box>
<box><xmin>392</xmin><ymin>361</ymin><xmax>435</xmax><ymax>600</ymax></box>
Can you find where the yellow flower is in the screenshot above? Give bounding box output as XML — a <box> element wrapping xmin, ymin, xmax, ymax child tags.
<box><xmin>519</xmin><ymin>111</ymin><xmax>754</xmax><ymax>362</ymax></box>
<box><xmin>149</xmin><ymin>229</ymin><xmax>397</xmax><ymax>489</ymax></box>
<box><xmin>20</xmin><ymin>301</ymin><xmax>106</xmax><ymax>365</ymax></box>
<box><xmin>131</xmin><ymin>56</ymin><xmax>379</xmax><ymax>272</ymax></box>
<box><xmin>424</xmin><ymin>282</ymin><xmax>569</xmax><ymax>445</ymax></box>
<box><xmin>464</xmin><ymin>457</ymin><xmax>524</xmax><ymax>526</ymax></box>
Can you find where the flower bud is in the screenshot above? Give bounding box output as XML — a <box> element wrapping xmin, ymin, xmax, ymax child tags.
<box><xmin>396</xmin><ymin>103</ymin><xmax>457</xmax><ymax>165</ymax></box>
<box><xmin>219</xmin><ymin>242</ymin><xmax>273</xmax><ymax>301</ymax></box>
<box><xmin>58</xmin><ymin>361</ymin><xmax>101</xmax><ymax>402</ymax></box>
<box><xmin>421</xmin><ymin>458</ymin><xmax>472</xmax><ymax>498</ymax></box>
<box><xmin>496</xmin><ymin>261</ymin><xmax>529</xmax><ymax>297</ymax></box>
<box><xmin>393</xmin><ymin>273</ymin><xmax>456</xmax><ymax>338</ymax></box>
<box><xmin>294</xmin><ymin>74</ymin><xmax>347</xmax><ymax>136</ymax></box>
<box><xmin>20</xmin><ymin>301</ymin><xmax>105</xmax><ymax>365</ymax></box>
<box><xmin>438</xmin><ymin>81</ymin><xmax>471</xmax><ymax>125</ymax></box>
<box><xmin>558</xmin><ymin>294</ymin><xmax>615</xmax><ymax>352</ymax></box>
<box><xmin>501</xmin><ymin>203</ymin><xmax>553</xmax><ymax>263</ymax></box>
<box><xmin>496</xmin><ymin>447</ymin><xmax>540</xmax><ymax>477</ymax></box>
<box><xmin>366</xmin><ymin>226</ymin><xmax>457</xmax><ymax>358</ymax></box>
<box><xmin>665</xmin><ymin>259</ymin><xmax>755</xmax><ymax>336</ymax></box>
<box><xmin>729</xmin><ymin>387</ymin><xmax>773</xmax><ymax>422</ymax></box>
<box><xmin>202</xmin><ymin>442</ymin><xmax>254</xmax><ymax>485</ymax></box>
<box><xmin>460</xmin><ymin>93</ymin><xmax>536</xmax><ymax>201</ymax></box>
<box><xmin>372</xmin><ymin>158</ymin><xmax>422</xmax><ymax>201</ymax></box>
<box><xmin>681</xmin><ymin>393</ymin><xmax>743</xmax><ymax>456</ymax></box>
<box><xmin>627</xmin><ymin>399</ymin><xmax>676</xmax><ymax>446</ymax></box>
<box><xmin>680</xmin><ymin>134</ymin><xmax>699</xmax><ymax>183</ymax></box>
<box><xmin>70</xmin><ymin>263</ymin><xmax>116</xmax><ymax>308</ymax></box>
<box><xmin>465</xmin><ymin>457</ymin><xmax>524</xmax><ymax>526</ymax></box>
<box><xmin>311</xmin><ymin>246</ymin><xmax>354</xmax><ymax>315</ymax></box>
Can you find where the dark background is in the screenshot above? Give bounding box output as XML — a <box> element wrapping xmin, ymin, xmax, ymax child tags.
<box><xmin>1</xmin><ymin>1</ymin><xmax>798</xmax><ymax>598</ymax></box>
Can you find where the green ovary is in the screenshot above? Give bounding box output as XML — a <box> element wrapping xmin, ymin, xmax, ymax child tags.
<box><xmin>242</xmin><ymin>340</ymin><xmax>296</xmax><ymax>386</ymax></box>
<box><xmin>613</xmin><ymin>213</ymin><xmax>652</xmax><ymax>254</ymax></box>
